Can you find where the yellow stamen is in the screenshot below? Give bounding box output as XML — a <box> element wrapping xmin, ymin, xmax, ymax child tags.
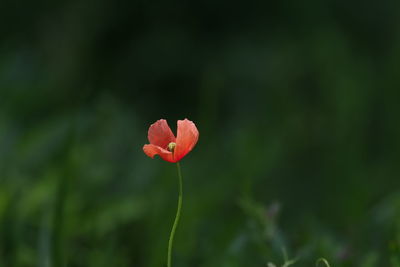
<box><xmin>167</xmin><ymin>142</ymin><xmax>176</xmax><ymax>152</ymax></box>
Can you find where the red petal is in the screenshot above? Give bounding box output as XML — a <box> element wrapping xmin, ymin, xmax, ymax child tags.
<box><xmin>143</xmin><ymin>144</ymin><xmax>176</xmax><ymax>163</ymax></box>
<box><xmin>174</xmin><ymin>119</ymin><xmax>199</xmax><ymax>162</ymax></box>
<box><xmin>148</xmin><ymin>119</ymin><xmax>176</xmax><ymax>149</ymax></box>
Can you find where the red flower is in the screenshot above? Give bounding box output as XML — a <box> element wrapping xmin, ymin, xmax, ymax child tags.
<box><xmin>143</xmin><ymin>119</ymin><xmax>199</xmax><ymax>163</ymax></box>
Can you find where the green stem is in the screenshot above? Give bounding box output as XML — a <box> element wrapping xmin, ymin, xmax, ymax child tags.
<box><xmin>167</xmin><ymin>162</ymin><xmax>183</xmax><ymax>267</ymax></box>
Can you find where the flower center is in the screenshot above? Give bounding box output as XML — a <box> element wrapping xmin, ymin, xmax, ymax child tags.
<box><xmin>167</xmin><ymin>142</ymin><xmax>176</xmax><ymax>152</ymax></box>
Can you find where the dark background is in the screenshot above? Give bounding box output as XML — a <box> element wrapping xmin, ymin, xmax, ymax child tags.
<box><xmin>0</xmin><ymin>0</ymin><xmax>400</xmax><ymax>266</ymax></box>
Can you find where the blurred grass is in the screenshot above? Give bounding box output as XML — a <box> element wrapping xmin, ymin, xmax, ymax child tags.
<box><xmin>1</xmin><ymin>0</ymin><xmax>400</xmax><ymax>266</ymax></box>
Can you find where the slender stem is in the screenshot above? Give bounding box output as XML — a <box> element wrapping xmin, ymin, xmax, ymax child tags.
<box><xmin>167</xmin><ymin>162</ymin><xmax>183</xmax><ymax>267</ymax></box>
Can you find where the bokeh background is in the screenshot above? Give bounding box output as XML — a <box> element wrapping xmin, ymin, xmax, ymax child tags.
<box><xmin>1</xmin><ymin>1</ymin><xmax>400</xmax><ymax>266</ymax></box>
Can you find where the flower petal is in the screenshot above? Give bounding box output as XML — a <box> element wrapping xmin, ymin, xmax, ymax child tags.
<box><xmin>148</xmin><ymin>119</ymin><xmax>176</xmax><ymax>149</ymax></box>
<box><xmin>143</xmin><ymin>144</ymin><xmax>176</xmax><ymax>162</ymax></box>
<box><xmin>174</xmin><ymin>119</ymin><xmax>199</xmax><ymax>162</ymax></box>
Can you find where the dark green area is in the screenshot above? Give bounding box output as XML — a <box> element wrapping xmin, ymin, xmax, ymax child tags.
<box><xmin>1</xmin><ymin>1</ymin><xmax>400</xmax><ymax>266</ymax></box>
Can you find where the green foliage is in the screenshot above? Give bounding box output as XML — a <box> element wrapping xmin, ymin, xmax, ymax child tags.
<box><xmin>316</xmin><ymin>258</ymin><xmax>331</xmax><ymax>267</ymax></box>
<box><xmin>1</xmin><ymin>0</ymin><xmax>400</xmax><ymax>266</ymax></box>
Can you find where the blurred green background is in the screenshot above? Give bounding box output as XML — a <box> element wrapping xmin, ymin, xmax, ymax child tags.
<box><xmin>1</xmin><ymin>1</ymin><xmax>400</xmax><ymax>266</ymax></box>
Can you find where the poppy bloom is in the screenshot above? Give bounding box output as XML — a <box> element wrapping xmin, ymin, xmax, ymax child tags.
<box><xmin>143</xmin><ymin>119</ymin><xmax>199</xmax><ymax>163</ymax></box>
